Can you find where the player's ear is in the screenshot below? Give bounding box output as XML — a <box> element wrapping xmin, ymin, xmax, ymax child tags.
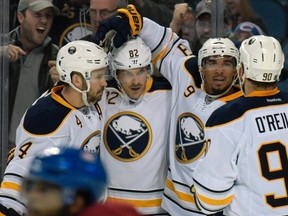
<box><xmin>238</xmin><ymin>65</ymin><xmax>245</xmax><ymax>82</ymax></box>
<box><xmin>199</xmin><ymin>67</ymin><xmax>206</xmax><ymax>77</ymax></box>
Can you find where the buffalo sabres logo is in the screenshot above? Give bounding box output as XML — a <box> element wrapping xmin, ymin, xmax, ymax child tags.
<box><xmin>175</xmin><ymin>113</ymin><xmax>207</xmax><ymax>163</ymax></box>
<box><xmin>68</xmin><ymin>46</ymin><xmax>77</xmax><ymax>54</ymax></box>
<box><xmin>82</xmin><ymin>130</ymin><xmax>101</xmax><ymax>154</ymax></box>
<box><xmin>59</xmin><ymin>24</ymin><xmax>93</xmax><ymax>47</ymax></box>
<box><xmin>103</xmin><ymin>112</ymin><xmax>152</xmax><ymax>162</ymax></box>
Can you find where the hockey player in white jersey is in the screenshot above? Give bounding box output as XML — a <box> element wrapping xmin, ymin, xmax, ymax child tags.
<box><xmin>0</xmin><ymin>40</ymin><xmax>110</xmax><ymax>215</ymax></box>
<box><xmin>100</xmin><ymin>37</ymin><xmax>172</xmax><ymax>215</ymax></box>
<box><xmin>94</xmin><ymin>6</ymin><xmax>242</xmax><ymax>215</ymax></box>
<box><xmin>192</xmin><ymin>35</ymin><xmax>288</xmax><ymax>215</ymax></box>
<box><xmin>138</xmin><ymin>19</ymin><xmax>242</xmax><ymax>216</ymax></box>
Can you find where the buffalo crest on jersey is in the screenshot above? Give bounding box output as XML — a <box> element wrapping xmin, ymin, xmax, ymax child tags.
<box><xmin>175</xmin><ymin>113</ymin><xmax>207</xmax><ymax>163</ymax></box>
<box><xmin>103</xmin><ymin>112</ymin><xmax>152</xmax><ymax>162</ymax></box>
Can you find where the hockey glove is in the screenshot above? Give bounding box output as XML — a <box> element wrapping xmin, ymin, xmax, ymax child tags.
<box><xmin>94</xmin><ymin>4</ymin><xmax>143</xmax><ymax>48</ymax></box>
<box><xmin>118</xmin><ymin>4</ymin><xmax>143</xmax><ymax>36</ymax></box>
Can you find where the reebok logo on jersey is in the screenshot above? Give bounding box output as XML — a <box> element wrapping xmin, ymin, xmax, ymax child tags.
<box><xmin>266</xmin><ymin>98</ymin><xmax>282</xmax><ymax>102</ymax></box>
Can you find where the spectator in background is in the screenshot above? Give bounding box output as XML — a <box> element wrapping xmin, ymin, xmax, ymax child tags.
<box><xmin>232</xmin><ymin>21</ymin><xmax>265</xmax><ymax>48</ymax></box>
<box><xmin>224</xmin><ymin>0</ymin><xmax>267</xmax><ymax>32</ymax></box>
<box><xmin>129</xmin><ymin>0</ymin><xmax>185</xmax><ymax>27</ymax></box>
<box><xmin>193</xmin><ymin>0</ymin><xmax>212</xmax><ymax>55</ymax></box>
<box><xmin>85</xmin><ymin>0</ymin><xmax>185</xmax><ymax>40</ymax></box>
<box><xmin>75</xmin><ymin>0</ymin><xmax>127</xmax><ymax>40</ymax></box>
<box><xmin>85</xmin><ymin>0</ymin><xmax>127</xmax><ymax>40</ymax></box>
<box><xmin>170</xmin><ymin>3</ymin><xmax>197</xmax><ymax>50</ymax></box>
<box><xmin>193</xmin><ymin>0</ymin><xmax>233</xmax><ymax>56</ymax></box>
<box><xmin>49</xmin><ymin>0</ymin><xmax>93</xmax><ymax>47</ymax></box>
<box><xmin>48</xmin><ymin>0</ymin><xmax>128</xmax><ymax>83</ymax></box>
<box><xmin>8</xmin><ymin>0</ymin><xmax>60</xmax><ymax>149</ymax></box>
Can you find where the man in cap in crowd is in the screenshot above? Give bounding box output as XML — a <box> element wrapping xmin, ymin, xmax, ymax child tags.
<box><xmin>193</xmin><ymin>0</ymin><xmax>232</xmax><ymax>56</ymax></box>
<box><xmin>193</xmin><ymin>0</ymin><xmax>212</xmax><ymax>55</ymax></box>
<box><xmin>8</xmin><ymin>0</ymin><xmax>60</xmax><ymax>149</ymax></box>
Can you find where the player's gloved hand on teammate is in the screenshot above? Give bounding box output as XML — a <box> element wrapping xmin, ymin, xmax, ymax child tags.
<box><xmin>94</xmin><ymin>4</ymin><xmax>143</xmax><ymax>48</ymax></box>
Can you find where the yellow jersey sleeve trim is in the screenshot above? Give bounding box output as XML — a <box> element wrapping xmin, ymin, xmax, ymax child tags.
<box><xmin>1</xmin><ymin>181</ymin><xmax>21</xmax><ymax>192</ymax></box>
<box><xmin>165</xmin><ymin>179</ymin><xmax>195</xmax><ymax>203</ymax></box>
<box><xmin>152</xmin><ymin>33</ymin><xmax>174</xmax><ymax>65</ymax></box>
<box><xmin>107</xmin><ymin>196</ymin><xmax>161</xmax><ymax>208</ymax></box>
<box><xmin>197</xmin><ymin>193</ymin><xmax>234</xmax><ymax>206</ymax></box>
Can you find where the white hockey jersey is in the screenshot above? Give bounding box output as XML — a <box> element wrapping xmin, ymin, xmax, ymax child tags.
<box><xmin>139</xmin><ymin>18</ymin><xmax>242</xmax><ymax>216</ymax></box>
<box><xmin>100</xmin><ymin>77</ymin><xmax>172</xmax><ymax>215</ymax></box>
<box><xmin>193</xmin><ymin>89</ymin><xmax>288</xmax><ymax>216</ymax></box>
<box><xmin>0</xmin><ymin>85</ymin><xmax>103</xmax><ymax>215</ymax></box>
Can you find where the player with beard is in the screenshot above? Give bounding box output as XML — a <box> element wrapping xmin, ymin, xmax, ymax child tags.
<box><xmin>0</xmin><ymin>40</ymin><xmax>111</xmax><ymax>216</ymax></box>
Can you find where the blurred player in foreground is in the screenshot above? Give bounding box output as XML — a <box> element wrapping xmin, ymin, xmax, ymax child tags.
<box><xmin>20</xmin><ymin>147</ymin><xmax>141</xmax><ymax>216</ymax></box>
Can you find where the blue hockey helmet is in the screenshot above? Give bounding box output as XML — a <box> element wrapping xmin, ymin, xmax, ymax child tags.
<box><xmin>23</xmin><ymin>147</ymin><xmax>107</xmax><ymax>205</ymax></box>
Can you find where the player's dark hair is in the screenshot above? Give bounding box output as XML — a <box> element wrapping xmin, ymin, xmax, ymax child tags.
<box><xmin>248</xmin><ymin>78</ymin><xmax>277</xmax><ymax>88</ymax></box>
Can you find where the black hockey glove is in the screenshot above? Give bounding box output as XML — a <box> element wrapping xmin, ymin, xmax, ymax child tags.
<box><xmin>94</xmin><ymin>4</ymin><xmax>143</xmax><ymax>48</ymax></box>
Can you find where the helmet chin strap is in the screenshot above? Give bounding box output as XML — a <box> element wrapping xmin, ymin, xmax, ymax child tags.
<box><xmin>239</xmin><ymin>74</ymin><xmax>246</xmax><ymax>96</ymax></box>
<box><xmin>81</xmin><ymin>92</ymin><xmax>93</xmax><ymax>106</ymax></box>
<box><xmin>69</xmin><ymin>81</ymin><xmax>93</xmax><ymax>106</ymax></box>
<box><xmin>201</xmin><ymin>81</ymin><xmax>235</xmax><ymax>99</ymax></box>
<box><xmin>116</xmin><ymin>79</ymin><xmax>144</xmax><ymax>105</ymax></box>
